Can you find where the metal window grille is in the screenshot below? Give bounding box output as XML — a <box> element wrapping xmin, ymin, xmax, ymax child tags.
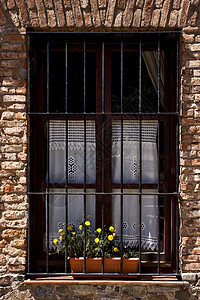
<box><xmin>27</xmin><ymin>31</ymin><xmax>180</xmax><ymax>278</ymax></box>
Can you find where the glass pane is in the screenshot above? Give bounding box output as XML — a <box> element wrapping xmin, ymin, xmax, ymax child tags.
<box><xmin>111</xmin><ymin>51</ymin><xmax>139</xmax><ymax>113</ymax></box>
<box><xmin>49</xmin><ymin>189</ymin><xmax>96</xmax><ymax>249</ymax></box>
<box><xmin>49</xmin><ymin>120</ymin><xmax>96</xmax><ymax>184</ymax></box>
<box><xmin>112</xmin><ymin>189</ymin><xmax>159</xmax><ymax>252</ymax></box>
<box><xmin>112</xmin><ymin>120</ymin><xmax>158</xmax><ymax>184</ymax></box>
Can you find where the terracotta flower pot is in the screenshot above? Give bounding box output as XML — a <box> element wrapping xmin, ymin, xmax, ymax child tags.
<box><xmin>69</xmin><ymin>257</ymin><xmax>139</xmax><ymax>274</ymax></box>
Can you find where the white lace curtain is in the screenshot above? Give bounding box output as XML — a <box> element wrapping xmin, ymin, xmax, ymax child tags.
<box><xmin>49</xmin><ymin>120</ymin><xmax>158</xmax><ymax>251</ymax></box>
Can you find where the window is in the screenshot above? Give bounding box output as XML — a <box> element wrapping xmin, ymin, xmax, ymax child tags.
<box><xmin>28</xmin><ymin>32</ymin><xmax>179</xmax><ymax>276</ymax></box>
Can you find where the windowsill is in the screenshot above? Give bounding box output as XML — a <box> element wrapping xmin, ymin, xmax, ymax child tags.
<box><xmin>24</xmin><ymin>276</ymin><xmax>187</xmax><ymax>286</ymax></box>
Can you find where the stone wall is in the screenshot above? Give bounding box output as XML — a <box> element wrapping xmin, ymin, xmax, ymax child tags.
<box><xmin>0</xmin><ymin>0</ymin><xmax>200</xmax><ymax>299</ymax></box>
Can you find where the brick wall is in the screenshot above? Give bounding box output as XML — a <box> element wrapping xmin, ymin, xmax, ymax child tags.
<box><xmin>0</xmin><ymin>0</ymin><xmax>200</xmax><ymax>299</ymax></box>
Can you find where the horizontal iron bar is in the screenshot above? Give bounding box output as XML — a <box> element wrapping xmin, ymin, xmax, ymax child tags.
<box><xmin>28</xmin><ymin>112</ymin><xmax>179</xmax><ymax>116</ymax></box>
<box><xmin>26</xmin><ymin>272</ymin><xmax>180</xmax><ymax>276</ymax></box>
<box><xmin>28</xmin><ymin>31</ymin><xmax>180</xmax><ymax>35</ymax></box>
<box><xmin>28</xmin><ymin>192</ymin><xmax>179</xmax><ymax>196</ymax></box>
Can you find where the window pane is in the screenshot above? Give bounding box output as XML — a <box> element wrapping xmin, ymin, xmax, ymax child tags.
<box><xmin>112</xmin><ymin>120</ymin><xmax>158</xmax><ymax>184</ymax></box>
<box><xmin>49</xmin><ymin>120</ymin><xmax>96</xmax><ymax>184</ymax></box>
<box><xmin>112</xmin><ymin>189</ymin><xmax>159</xmax><ymax>251</ymax></box>
<box><xmin>49</xmin><ymin>189</ymin><xmax>96</xmax><ymax>249</ymax></box>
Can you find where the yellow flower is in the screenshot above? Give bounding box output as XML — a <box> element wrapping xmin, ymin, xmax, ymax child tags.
<box><xmin>59</xmin><ymin>236</ymin><xmax>62</xmax><ymax>240</ymax></box>
<box><xmin>108</xmin><ymin>235</ymin><xmax>113</xmax><ymax>241</ymax></box>
<box><xmin>53</xmin><ymin>238</ymin><xmax>58</xmax><ymax>244</ymax></box>
<box><xmin>95</xmin><ymin>238</ymin><xmax>99</xmax><ymax>243</ymax></box>
<box><xmin>61</xmin><ymin>231</ymin><xmax>65</xmax><ymax>236</ymax></box>
<box><xmin>59</xmin><ymin>229</ymin><xmax>63</xmax><ymax>233</ymax></box>
<box><xmin>109</xmin><ymin>226</ymin><xmax>114</xmax><ymax>232</ymax></box>
<box><xmin>114</xmin><ymin>247</ymin><xmax>118</xmax><ymax>252</ymax></box>
<box><xmin>85</xmin><ymin>221</ymin><xmax>90</xmax><ymax>226</ymax></box>
<box><xmin>124</xmin><ymin>245</ymin><xmax>127</xmax><ymax>249</ymax></box>
<box><xmin>79</xmin><ymin>225</ymin><xmax>83</xmax><ymax>230</ymax></box>
<box><xmin>67</xmin><ymin>224</ymin><xmax>72</xmax><ymax>230</ymax></box>
<box><xmin>72</xmin><ymin>232</ymin><xmax>76</xmax><ymax>235</ymax></box>
<box><xmin>96</xmin><ymin>228</ymin><xmax>101</xmax><ymax>233</ymax></box>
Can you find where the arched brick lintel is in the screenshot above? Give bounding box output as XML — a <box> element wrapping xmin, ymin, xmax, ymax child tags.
<box><xmin>0</xmin><ymin>0</ymin><xmax>199</xmax><ymax>29</ymax></box>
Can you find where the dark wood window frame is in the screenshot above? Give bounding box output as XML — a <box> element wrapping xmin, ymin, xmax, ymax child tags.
<box><xmin>28</xmin><ymin>32</ymin><xmax>179</xmax><ymax>277</ymax></box>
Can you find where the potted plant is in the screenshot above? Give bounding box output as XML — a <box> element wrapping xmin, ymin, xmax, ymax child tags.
<box><xmin>52</xmin><ymin>220</ymin><xmax>139</xmax><ymax>274</ymax></box>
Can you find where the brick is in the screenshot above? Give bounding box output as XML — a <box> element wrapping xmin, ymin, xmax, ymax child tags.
<box><xmin>159</xmin><ymin>0</ymin><xmax>171</xmax><ymax>27</ymax></box>
<box><xmin>3</xmin><ymin>95</ymin><xmax>26</xmax><ymax>102</ymax></box>
<box><xmin>35</xmin><ymin>0</ymin><xmax>47</xmax><ymax>27</ymax></box>
<box><xmin>83</xmin><ymin>10</ymin><xmax>92</xmax><ymax>27</ymax></box>
<box><xmin>90</xmin><ymin>0</ymin><xmax>101</xmax><ymax>27</ymax></box>
<box><xmin>71</xmin><ymin>0</ymin><xmax>84</xmax><ymax>27</ymax></box>
<box><xmin>8</xmin><ymin>257</ymin><xmax>26</xmax><ymax>265</ymax></box>
<box><xmin>1</xmin><ymin>194</ymin><xmax>26</xmax><ymax>203</ymax></box>
<box><xmin>173</xmin><ymin>0</ymin><xmax>180</xmax><ymax>8</ymax></box>
<box><xmin>29</xmin><ymin>11</ymin><xmax>40</xmax><ymax>27</ymax></box>
<box><xmin>4</xmin><ymin>34</ymin><xmax>25</xmax><ymax>42</ymax></box>
<box><xmin>178</xmin><ymin>0</ymin><xmax>191</xmax><ymax>27</ymax></box>
<box><xmin>136</xmin><ymin>0</ymin><xmax>144</xmax><ymax>7</ymax></box>
<box><xmin>182</xmin><ymin>33</ymin><xmax>195</xmax><ymax>43</ymax></box>
<box><xmin>105</xmin><ymin>0</ymin><xmax>117</xmax><ymax>27</ymax></box>
<box><xmin>0</xmin><ymin>7</ymin><xmax>8</xmax><ymax>26</ymax></box>
<box><xmin>2</xmin><ymin>78</ymin><xmax>22</xmax><ymax>87</ymax></box>
<box><xmin>15</xmin><ymin>0</ymin><xmax>30</xmax><ymax>27</ymax></box>
<box><xmin>2</xmin><ymin>219</ymin><xmax>27</xmax><ymax>229</ymax></box>
<box><xmin>114</xmin><ymin>10</ymin><xmax>123</xmax><ymax>26</ymax></box>
<box><xmin>154</xmin><ymin>0</ymin><xmax>163</xmax><ymax>8</ymax></box>
<box><xmin>2</xmin><ymin>247</ymin><xmax>23</xmax><ymax>257</ymax></box>
<box><xmin>1</xmin><ymin>229</ymin><xmax>21</xmax><ymax>239</ymax></box>
<box><xmin>1</xmin><ymin>145</ymin><xmax>23</xmax><ymax>153</ymax></box>
<box><xmin>80</xmin><ymin>0</ymin><xmax>89</xmax><ymax>8</ymax></box>
<box><xmin>3</xmin><ymin>210</ymin><xmax>25</xmax><ymax>220</ymax></box>
<box><xmin>168</xmin><ymin>9</ymin><xmax>178</xmax><ymax>27</ymax></box>
<box><xmin>10</xmin><ymin>239</ymin><xmax>25</xmax><ymax>248</ymax></box>
<box><xmin>185</xmin><ymin>60</ymin><xmax>200</xmax><ymax>68</ymax></box>
<box><xmin>27</xmin><ymin>0</ymin><xmax>36</xmax><ymax>9</ymax></box>
<box><xmin>44</xmin><ymin>0</ymin><xmax>54</xmax><ymax>9</ymax></box>
<box><xmin>0</xmin><ymin>153</ymin><xmax>17</xmax><ymax>160</ymax></box>
<box><xmin>123</xmin><ymin>0</ymin><xmax>134</xmax><ymax>27</ymax></box>
<box><xmin>47</xmin><ymin>9</ymin><xmax>57</xmax><ymax>27</ymax></box>
<box><xmin>0</xmin><ymin>255</ymin><xmax>6</xmax><ymax>266</ymax></box>
<box><xmin>188</xmin><ymin>11</ymin><xmax>198</xmax><ymax>26</ymax></box>
<box><xmin>53</xmin><ymin>0</ymin><xmax>66</xmax><ymax>27</ymax></box>
<box><xmin>1</xmin><ymin>111</ymin><xmax>15</xmax><ymax>120</ymax></box>
<box><xmin>8</xmin><ymin>11</ymin><xmax>20</xmax><ymax>27</ymax></box>
<box><xmin>65</xmin><ymin>10</ymin><xmax>75</xmax><ymax>26</ymax></box>
<box><xmin>0</xmin><ymin>52</ymin><xmax>18</xmax><ymax>59</ymax></box>
<box><xmin>132</xmin><ymin>9</ymin><xmax>142</xmax><ymax>27</ymax></box>
<box><xmin>3</xmin><ymin>127</ymin><xmax>24</xmax><ymax>135</ymax></box>
<box><xmin>4</xmin><ymin>186</ymin><xmax>14</xmax><ymax>193</ymax></box>
<box><xmin>150</xmin><ymin>9</ymin><xmax>160</xmax><ymax>27</ymax></box>
<box><xmin>63</xmin><ymin>0</ymin><xmax>71</xmax><ymax>9</ymax></box>
<box><xmin>0</xmin><ymin>240</ymin><xmax>8</xmax><ymax>248</ymax></box>
<box><xmin>118</xmin><ymin>0</ymin><xmax>126</xmax><ymax>9</ymax></box>
<box><xmin>7</xmin><ymin>265</ymin><xmax>25</xmax><ymax>272</ymax></box>
<box><xmin>141</xmin><ymin>0</ymin><xmax>154</xmax><ymax>27</ymax></box>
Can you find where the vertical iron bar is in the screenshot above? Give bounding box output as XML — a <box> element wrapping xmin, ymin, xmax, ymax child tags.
<box><xmin>83</xmin><ymin>37</ymin><xmax>87</xmax><ymax>274</ymax></box>
<box><xmin>176</xmin><ymin>34</ymin><xmax>180</xmax><ymax>274</ymax></box>
<box><xmin>138</xmin><ymin>34</ymin><xmax>142</xmax><ymax>274</ymax></box>
<box><xmin>157</xmin><ymin>35</ymin><xmax>161</xmax><ymax>274</ymax></box>
<box><xmin>45</xmin><ymin>36</ymin><xmax>50</xmax><ymax>273</ymax></box>
<box><xmin>102</xmin><ymin>40</ymin><xmax>105</xmax><ymax>274</ymax></box>
<box><xmin>120</xmin><ymin>35</ymin><xmax>124</xmax><ymax>274</ymax></box>
<box><xmin>65</xmin><ymin>41</ymin><xmax>68</xmax><ymax>273</ymax></box>
<box><xmin>176</xmin><ymin>35</ymin><xmax>179</xmax><ymax>115</ymax></box>
<box><xmin>27</xmin><ymin>34</ymin><xmax>31</xmax><ymax>274</ymax></box>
